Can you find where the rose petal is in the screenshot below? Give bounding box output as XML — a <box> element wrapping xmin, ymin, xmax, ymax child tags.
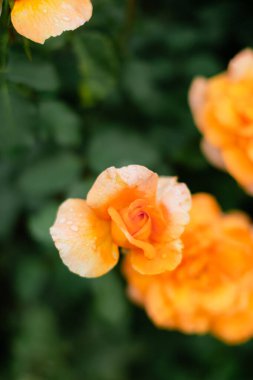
<box><xmin>188</xmin><ymin>76</ymin><xmax>208</xmax><ymax>129</ymax></box>
<box><xmin>214</xmin><ymin>216</ymin><xmax>253</xmax><ymax>279</ymax></box>
<box><xmin>87</xmin><ymin>165</ymin><xmax>158</xmax><ymax>219</ymax></box>
<box><xmin>157</xmin><ymin>177</ymin><xmax>191</xmax><ymax>241</ymax></box>
<box><xmin>202</xmin><ymin>283</ymin><xmax>238</xmax><ymax>314</ymax></box>
<box><xmin>228</xmin><ymin>48</ymin><xmax>253</xmax><ymax>80</ymax></box>
<box><xmin>122</xmin><ymin>255</ymin><xmax>152</xmax><ymax>305</ymax></box>
<box><xmin>222</xmin><ymin>147</ymin><xmax>253</xmax><ymax>194</ymax></box>
<box><xmin>109</xmin><ymin>203</ymin><xmax>183</xmax><ymax>275</ymax></box>
<box><xmin>202</xmin><ymin>104</ymin><xmax>233</xmax><ymax>146</ymax></box>
<box><xmin>11</xmin><ymin>0</ymin><xmax>92</xmax><ymax>44</ymax></box>
<box><xmin>129</xmin><ymin>239</ymin><xmax>182</xmax><ymax>275</ymax></box>
<box><xmin>50</xmin><ymin>199</ymin><xmax>119</xmax><ymax>278</ymax></box>
<box><xmin>201</xmin><ymin>139</ymin><xmax>226</xmax><ymax>170</ymax></box>
<box><xmin>145</xmin><ymin>282</ymin><xmax>176</xmax><ymax>329</ymax></box>
<box><xmin>188</xmin><ymin>193</ymin><xmax>221</xmax><ymax>226</ymax></box>
<box><xmin>108</xmin><ymin>207</ymin><xmax>156</xmax><ymax>260</ymax></box>
<box><xmin>212</xmin><ymin>306</ymin><xmax>253</xmax><ymax>344</ymax></box>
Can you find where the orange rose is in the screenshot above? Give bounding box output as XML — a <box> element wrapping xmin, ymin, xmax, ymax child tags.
<box><xmin>10</xmin><ymin>0</ymin><xmax>92</xmax><ymax>44</ymax></box>
<box><xmin>50</xmin><ymin>165</ymin><xmax>191</xmax><ymax>278</ymax></box>
<box><xmin>189</xmin><ymin>49</ymin><xmax>253</xmax><ymax>194</ymax></box>
<box><xmin>123</xmin><ymin>193</ymin><xmax>253</xmax><ymax>344</ymax></box>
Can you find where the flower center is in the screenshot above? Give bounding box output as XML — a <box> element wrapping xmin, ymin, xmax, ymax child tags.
<box><xmin>108</xmin><ymin>199</ymin><xmax>155</xmax><ymax>259</ymax></box>
<box><xmin>120</xmin><ymin>199</ymin><xmax>151</xmax><ymax>239</ymax></box>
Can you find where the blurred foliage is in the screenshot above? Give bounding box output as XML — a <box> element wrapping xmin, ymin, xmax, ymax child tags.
<box><xmin>1</xmin><ymin>0</ymin><xmax>253</xmax><ymax>379</ymax></box>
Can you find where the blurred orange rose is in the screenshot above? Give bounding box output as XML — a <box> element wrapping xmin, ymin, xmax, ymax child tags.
<box><xmin>50</xmin><ymin>165</ymin><xmax>191</xmax><ymax>278</ymax></box>
<box><xmin>10</xmin><ymin>0</ymin><xmax>92</xmax><ymax>44</ymax></box>
<box><xmin>189</xmin><ymin>49</ymin><xmax>253</xmax><ymax>194</ymax></box>
<box><xmin>123</xmin><ymin>193</ymin><xmax>253</xmax><ymax>344</ymax></box>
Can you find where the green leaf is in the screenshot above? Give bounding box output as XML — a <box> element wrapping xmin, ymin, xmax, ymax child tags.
<box><xmin>15</xmin><ymin>257</ymin><xmax>47</xmax><ymax>302</ymax></box>
<box><xmin>165</xmin><ymin>25</ymin><xmax>199</xmax><ymax>52</ymax></box>
<box><xmin>185</xmin><ymin>53</ymin><xmax>222</xmax><ymax>77</ymax></box>
<box><xmin>88</xmin><ymin>128</ymin><xmax>161</xmax><ymax>173</ymax></box>
<box><xmin>12</xmin><ymin>306</ymin><xmax>68</xmax><ymax>379</ymax></box>
<box><xmin>0</xmin><ymin>86</ymin><xmax>36</xmax><ymax>152</ymax></box>
<box><xmin>91</xmin><ymin>272</ymin><xmax>130</xmax><ymax>326</ymax></box>
<box><xmin>73</xmin><ymin>32</ymin><xmax>119</xmax><ymax>105</ymax></box>
<box><xmin>8</xmin><ymin>52</ymin><xmax>59</xmax><ymax>91</ymax></box>
<box><xmin>0</xmin><ymin>186</ymin><xmax>21</xmax><ymax>239</ymax></box>
<box><xmin>67</xmin><ymin>177</ymin><xmax>95</xmax><ymax>198</ymax></box>
<box><xmin>38</xmin><ymin>100</ymin><xmax>82</xmax><ymax>147</ymax></box>
<box><xmin>28</xmin><ymin>201</ymin><xmax>58</xmax><ymax>245</ymax></box>
<box><xmin>18</xmin><ymin>153</ymin><xmax>83</xmax><ymax>197</ymax></box>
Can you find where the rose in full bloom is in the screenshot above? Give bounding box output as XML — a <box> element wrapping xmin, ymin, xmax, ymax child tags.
<box><xmin>10</xmin><ymin>0</ymin><xmax>92</xmax><ymax>44</ymax></box>
<box><xmin>123</xmin><ymin>193</ymin><xmax>253</xmax><ymax>344</ymax></box>
<box><xmin>50</xmin><ymin>165</ymin><xmax>191</xmax><ymax>278</ymax></box>
<box><xmin>189</xmin><ymin>49</ymin><xmax>253</xmax><ymax>194</ymax></box>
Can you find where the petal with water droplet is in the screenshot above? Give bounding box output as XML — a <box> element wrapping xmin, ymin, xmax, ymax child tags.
<box><xmin>11</xmin><ymin>0</ymin><xmax>92</xmax><ymax>44</ymax></box>
<box><xmin>50</xmin><ymin>199</ymin><xmax>119</xmax><ymax>278</ymax></box>
<box><xmin>87</xmin><ymin>165</ymin><xmax>158</xmax><ymax>219</ymax></box>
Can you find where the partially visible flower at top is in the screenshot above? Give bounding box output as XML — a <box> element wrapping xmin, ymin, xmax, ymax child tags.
<box><xmin>189</xmin><ymin>49</ymin><xmax>253</xmax><ymax>195</ymax></box>
<box><xmin>123</xmin><ymin>193</ymin><xmax>253</xmax><ymax>344</ymax></box>
<box><xmin>50</xmin><ymin>165</ymin><xmax>191</xmax><ymax>278</ymax></box>
<box><xmin>10</xmin><ymin>0</ymin><xmax>92</xmax><ymax>44</ymax></box>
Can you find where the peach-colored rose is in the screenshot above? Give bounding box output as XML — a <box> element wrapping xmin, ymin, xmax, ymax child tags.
<box><xmin>189</xmin><ymin>49</ymin><xmax>253</xmax><ymax>194</ymax></box>
<box><xmin>50</xmin><ymin>165</ymin><xmax>191</xmax><ymax>278</ymax></box>
<box><xmin>123</xmin><ymin>193</ymin><xmax>253</xmax><ymax>344</ymax></box>
<box><xmin>11</xmin><ymin>0</ymin><xmax>92</xmax><ymax>44</ymax></box>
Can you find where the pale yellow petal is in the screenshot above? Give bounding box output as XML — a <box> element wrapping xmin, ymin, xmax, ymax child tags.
<box><xmin>50</xmin><ymin>199</ymin><xmax>119</xmax><ymax>278</ymax></box>
<box><xmin>188</xmin><ymin>76</ymin><xmax>208</xmax><ymax>129</ymax></box>
<box><xmin>11</xmin><ymin>0</ymin><xmax>92</xmax><ymax>44</ymax></box>
<box><xmin>228</xmin><ymin>48</ymin><xmax>253</xmax><ymax>79</ymax></box>
<box><xmin>157</xmin><ymin>177</ymin><xmax>191</xmax><ymax>240</ymax></box>
<box><xmin>201</xmin><ymin>139</ymin><xmax>226</xmax><ymax>170</ymax></box>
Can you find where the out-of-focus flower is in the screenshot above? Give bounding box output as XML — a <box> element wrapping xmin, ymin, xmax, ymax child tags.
<box><xmin>50</xmin><ymin>165</ymin><xmax>191</xmax><ymax>278</ymax></box>
<box><xmin>123</xmin><ymin>193</ymin><xmax>253</xmax><ymax>344</ymax></box>
<box><xmin>10</xmin><ymin>0</ymin><xmax>92</xmax><ymax>44</ymax></box>
<box><xmin>189</xmin><ymin>49</ymin><xmax>253</xmax><ymax>194</ymax></box>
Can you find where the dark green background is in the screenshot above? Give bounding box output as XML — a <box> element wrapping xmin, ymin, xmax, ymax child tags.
<box><xmin>1</xmin><ymin>0</ymin><xmax>253</xmax><ymax>378</ymax></box>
